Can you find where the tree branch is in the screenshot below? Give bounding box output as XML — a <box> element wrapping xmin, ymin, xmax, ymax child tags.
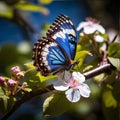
<box><xmin>83</xmin><ymin>63</ymin><xmax>112</xmax><ymax>79</ymax></box>
<box><xmin>1</xmin><ymin>63</ymin><xmax>113</xmax><ymax>120</ymax></box>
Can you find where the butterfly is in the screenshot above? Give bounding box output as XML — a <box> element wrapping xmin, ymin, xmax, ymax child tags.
<box><xmin>32</xmin><ymin>14</ymin><xmax>77</xmax><ymax>76</ymax></box>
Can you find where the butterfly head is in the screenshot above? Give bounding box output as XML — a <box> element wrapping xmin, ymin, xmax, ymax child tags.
<box><xmin>65</xmin><ymin>60</ymin><xmax>78</xmax><ymax>71</ymax></box>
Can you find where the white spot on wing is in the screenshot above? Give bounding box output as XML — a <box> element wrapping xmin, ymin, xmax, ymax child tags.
<box><xmin>53</xmin><ymin>31</ymin><xmax>66</xmax><ymax>39</ymax></box>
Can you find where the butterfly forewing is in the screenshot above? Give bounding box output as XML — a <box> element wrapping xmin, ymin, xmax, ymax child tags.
<box><xmin>47</xmin><ymin>14</ymin><xmax>77</xmax><ymax>60</ymax></box>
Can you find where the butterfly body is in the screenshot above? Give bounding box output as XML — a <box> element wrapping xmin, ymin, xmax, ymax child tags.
<box><xmin>33</xmin><ymin>14</ymin><xmax>77</xmax><ymax>76</ymax></box>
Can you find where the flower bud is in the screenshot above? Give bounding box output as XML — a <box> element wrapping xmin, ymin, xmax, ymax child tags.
<box><xmin>16</xmin><ymin>71</ymin><xmax>24</xmax><ymax>79</ymax></box>
<box><xmin>11</xmin><ymin>66</ymin><xmax>21</xmax><ymax>74</ymax></box>
<box><xmin>0</xmin><ymin>76</ymin><xmax>5</xmax><ymax>85</ymax></box>
<box><xmin>7</xmin><ymin>79</ymin><xmax>17</xmax><ymax>87</ymax></box>
<box><xmin>22</xmin><ymin>82</ymin><xmax>28</xmax><ymax>87</ymax></box>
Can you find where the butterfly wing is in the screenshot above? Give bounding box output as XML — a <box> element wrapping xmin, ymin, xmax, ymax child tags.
<box><xmin>33</xmin><ymin>37</ymin><xmax>70</xmax><ymax>76</ymax></box>
<box><xmin>47</xmin><ymin>14</ymin><xmax>77</xmax><ymax>60</ymax></box>
<box><xmin>33</xmin><ymin>14</ymin><xmax>77</xmax><ymax>76</ymax></box>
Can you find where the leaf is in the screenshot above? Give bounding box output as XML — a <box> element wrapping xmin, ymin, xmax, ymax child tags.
<box><xmin>2</xmin><ymin>95</ymin><xmax>9</xmax><ymax>110</ymax></box>
<box><xmin>75</xmin><ymin>50</ymin><xmax>90</xmax><ymax>64</ymax></box>
<box><xmin>108</xmin><ymin>57</ymin><xmax>120</xmax><ymax>71</ymax></box>
<box><xmin>0</xmin><ymin>87</ymin><xmax>5</xmax><ymax>96</ymax></box>
<box><xmin>0</xmin><ymin>87</ymin><xmax>9</xmax><ymax>110</ymax></box>
<box><xmin>76</xmin><ymin>45</ymin><xmax>82</xmax><ymax>52</ymax></box>
<box><xmin>39</xmin><ymin>0</ymin><xmax>53</xmax><ymax>4</ymax></box>
<box><xmin>108</xmin><ymin>42</ymin><xmax>120</xmax><ymax>58</ymax></box>
<box><xmin>74</xmin><ymin>50</ymin><xmax>91</xmax><ymax>71</ymax></box>
<box><xmin>36</xmin><ymin>72</ymin><xmax>56</xmax><ymax>83</ymax></box>
<box><xmin>83</xmin><ymin>65</ymin><xmax>93</xmax><ymax>72</ymax></box>
<box><xmin>24</xmin><ymin>62</ymin><xmax>35</xmax><ymax>69</ymax></box>
<box><xmin>25</xmin><ymin>70</ymin><xmax>42</xmax><ymax>88</ymax></box>
<box><xmin>102</xmin><ymin>89</ymin><xmax>117</xmax><ymax>108</ymax></box>
<box><xmin>0</xmin><ymin>1</ymin><xmax>13</xmax><ymax>18</ymax></box>
<box><xmin>15</xmin><ymin>3</ymin><xmax>49</xmax><ymax>15</ymax></box>
<box><xmin>94</xmin><ymin>73</ymin><xmax>105</xmax><ymax>83</ymax></box>
<box><xmin>24</xmin><ymin>88</ymin><xmax>32</xmax><ymax>92</ymax></box>
<box><xmin>43</xmin><ymin>93</ymin><xmax>71</xmax><ymax>116</ymax></box>
<box><xmin>24</xmin><ymin>62</ymin><xmax>36</xmax><ymax>74</ymax></box>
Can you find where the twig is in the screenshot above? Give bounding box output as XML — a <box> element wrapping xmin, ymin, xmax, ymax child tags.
<box><xmin>83</xmin><ymin>63</ymin><xmax>111</xmax><ymax>79</ymax></box>
<box><xmin>1</xmin><ymin>63</ymin><xmax>113</xmax><ymax>120</ymax></box>
<box><xmin>1</xmin><ymin>85</ymin><xmax>54</xmax><ymax>120</ymax></box>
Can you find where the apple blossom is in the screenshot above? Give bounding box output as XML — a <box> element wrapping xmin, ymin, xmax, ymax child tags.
<box><xmin>77</xmin><ymin>17</ymin><xmax>105</xmax><ymax>42</ymax></box>
<box><xmin>54</xmin><ymin>71</ymin><xmax>91</xmax><ymax>102</ymax></box>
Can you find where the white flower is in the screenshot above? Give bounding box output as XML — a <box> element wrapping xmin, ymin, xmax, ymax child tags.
<box><xmin>77</xmin><ymin>17</ymin><xmax>105</xmax><ymax>34</ymax></box>
<box><xmin>53</xmin><ymin>71</ymin><xmax>91</xmax><ymax>102</ymax></box>
<box><xmin>77</xmin><ymin>17</ymin><xmax>105</xmax><ymax>42</ymax></box>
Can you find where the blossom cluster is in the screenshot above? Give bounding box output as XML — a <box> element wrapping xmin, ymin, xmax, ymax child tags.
<box><xmin>0</xmin><ymin>66</ymin><xmax>25</xmax><ymax>95</ymax></box>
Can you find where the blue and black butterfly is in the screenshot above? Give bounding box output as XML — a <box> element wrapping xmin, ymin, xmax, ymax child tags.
<box><xmin>33</xmin><ymin>14</ymin><xmax>77</xmax><ymax>76</ymax></box>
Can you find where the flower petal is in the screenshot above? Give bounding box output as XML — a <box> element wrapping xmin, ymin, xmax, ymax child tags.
<box><xmin>65</xmin><ymin>88</ymin><xmax>80</xmax><ymax>102</ymax></box>
<box><xmin>77</xmin><ymin>22</ymin><xmax>89</xmax><ymax>31</ymax></box>
<box><xmin>94</xmin><ymin>24</ymin><xmax>105</xmax><ymax>34</ymax></box>
<box><xmin>94</xmin><ymin>35</ymin><xmax>104</xmax><ymax>42</ymax></box>
<box><xmin>53</xmin><ymin>80</ymin><xmax>69</xmax><ymax>91</ymax></box>
<box><xmin>79</xmin><ymin>83</ymin><xmax>91</xmax><ymax>98</ymax></box>
<box><xmin>72</xmin><ymin>72</ymin><xmax>85</xmax><ymax>83</ymax></box>
<box><xmin>84</xmin><ymin>26</ymin><xmax>97</xmax><ymax>34</ymax></box>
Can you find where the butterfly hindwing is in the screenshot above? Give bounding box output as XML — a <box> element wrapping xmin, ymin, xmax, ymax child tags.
<box><xmin>33</xmin><ymin>37</ymin><xmax>70</xmax><ymax>76</ymax></box>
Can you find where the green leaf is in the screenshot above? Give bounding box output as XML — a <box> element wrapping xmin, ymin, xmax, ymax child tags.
<box><xmin>0</xmin><ymin>1</ymin><xmax>13</xmax><ymax>18</ymax></box>
<box><xmin>2</xmin><ymin>95</ymin><xmax>9</xmax><ymax>110</ymax></box>
<box><xmin>0</xmin><ymin>87</ymin><xmax>5</xmax><ymax>96</ymax></box>
<box><xmin>83</xmin><ymin>65</ymin><xmax>93</xmax><ymax>72</ymax></box>
<box><xmin>76</xmin><ymin>45</ymin><xmax>82</xmax><ymax>52</ymax></box>
<box><xmin>36</xmin><ymin>72</ymin><xmax>56</xmax><ymax>83</ymax></box>
<box><xmin>75</xmin><ymin>50</ymin><xmax>90</xmax><ymax>64</ymax></box>
<box><xmin>108</xmin><ymin>57</ymin><xmax>120</xmax><ymax>71</ymax></box>
<box><xmin>94</xmin><ymin>73</ymin><xmax>105</xmax><ymax>83</ymax></box>
<box><xmin>24</xmin><ymin>62</ymin><xmax>35</xmax><ymax>69</ymax></box>
<box><xmin>0</xmin><ymin>87</ymin><xmax>9</xmax><ymax>110</ymax></box>
<box><xmin>24</xmin><ymin>88</ymin><xmax>32</xmax><ymax>92</ymax></box>
<box><xmin>102</xmin><ymin>89</ymin><xmax>117</xmax><ymax>108</ymax></box>
<box><xmin>74</xmin><ymin>50</ymin><xmax>91</xmax><ymax>71</ymax></box>
<box><xmin>25</xmin><ymin>70</ymin><xmax>42</xmax><ymax>89</ymax></box>
<box><xmin>108</xmin><ymin>42</ymin><xmax>120</xmax><ymax>58</ymax></box>
<box><xmin>15</xmin><ymin>3</ymin><xmax>49</xmax><ymax>15</ymax></box>
<box><xmin>39</xmin><ymin>0</ymin><xmax>53</xmax><ymax>4</ymax></box>
<box><xmin>43</xmin><ymin>93</ymin><xmax>71</xmax><ymax>116</ymax></box>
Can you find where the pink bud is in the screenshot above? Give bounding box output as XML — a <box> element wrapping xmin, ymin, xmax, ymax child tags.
<box><xmin>7</xmin><ymin>79</ymin><xmax>17</xmax><ymax>86</ymax></box>
<box><xmin>11</xmin><ymin>66</ymin><xmax>21</xmax><ymax>74</ymax></box>
<box><xmin>0</xmin><ymin>76</ymin><xmax>5</xmax><ymax>85</ymax></box>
